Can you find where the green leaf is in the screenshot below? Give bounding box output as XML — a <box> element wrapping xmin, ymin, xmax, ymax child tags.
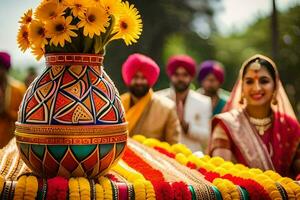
<box><xmin>83</xmin><ymin>36</ymin><xmax>94</xmax><ymax>53</ymax></box>
<box><xmin>94</xmin><ymin>35</ymin><xmax>103</xmax><ymax>54</ymax></box>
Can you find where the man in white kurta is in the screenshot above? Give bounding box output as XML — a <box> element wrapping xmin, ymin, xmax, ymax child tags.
<box><xmin>157</xmin><ymin>55</ymin><xmax>212</xmax><ymax>152</ymax></box>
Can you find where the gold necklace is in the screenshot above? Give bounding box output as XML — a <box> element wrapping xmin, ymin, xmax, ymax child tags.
<box><xmin>249</xmin><ymin>116</ymin><xmax>272</xmax><ymax>136</ymax></box>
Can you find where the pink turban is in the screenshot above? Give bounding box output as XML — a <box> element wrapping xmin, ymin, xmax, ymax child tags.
<box><xmin>0</xmin><ymin>52</ymin><xmax>11</xmax><ymax>70</ymax></box>
<box><xmin>198</xmin><ymin>60</ymin><xmax>225</xmax><ymax>84</ymax></box>
<box><xmin>122</xmin><ymin>53</ymin><xmax>160</xmax><ymax>87</ymax></box>
<box><xmin>166</xmin><ymin>55</ymin><xmax>196</xmax><ymax>77</ymax></box>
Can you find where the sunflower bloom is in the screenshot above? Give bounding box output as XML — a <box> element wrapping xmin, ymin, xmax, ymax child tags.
<box><xmin>17</xmin><ymin>25</ymin><xmax>31</xmax><ymax>52</ymax></box>
<box><xmin>35</xmin><ymin>2</ymin><xmax>65</xmax><ymax>22</ymax></box>
<box><xmin>41</xmin><ymin>0</ymin><xmax>67</xmax><ymax>6</ymax></box>
<box><xmin>19</xmin><ymin>9</ymin><xmax>33</xmax><ymax>25</ymax></box>
<box><xmin>45</xmin><ymin>16</ymin><xmax>78</xmax><ymax>47</ymax></box>
<box><xmin>101</xmin><ymin>0</ymin><xmax>122</xmax><ymax>16</ymax></box>
<box><xmin>31</xmin><ymin>45</ymin><xmax>45</xmax><ymax>60</ymax></box>
<box><xmin>77</xmin><ymin>7</ymin><xmax>109</xmax><ymax>38</ymax></box>
<box><xmin>64</xmin><ymin>0</ymin><xmax>92</xmax><ymax>18</ymax></box>
<box><xmin>113</xmin><ymin>1</ymin><xmax>142</xmax><ymax>45</ymax></box>
<box><xmin>29</xmin><ymin>20</ymin><xmax>48</xmax><ymax>47</ymax></box>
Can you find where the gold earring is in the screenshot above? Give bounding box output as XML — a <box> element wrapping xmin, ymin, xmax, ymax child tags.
<box><xmin>272</xmin><ymin>94</ymin><xmax>278</xmax><ymax>105</ymax></box>
<box><xmin>239</xmin><ymin>93</ymin><xmax>244</xmax><ymax>105</ymax></box>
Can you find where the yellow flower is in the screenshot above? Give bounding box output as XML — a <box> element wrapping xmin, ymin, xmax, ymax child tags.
<box><xmin>209</xmin><ymin>156</ymin><xmax>225</xmax><ymax>167</ymax></box>
<box><xmin>35</xmin><ymin>2</ymin><xmax>66</xmax><ymax>22</ymax></box>
<box><xmin>41</xmin><ymin>0</ymin><xmax>68</xmax><ymax>5</ymax></box>
<box><xmin>100</xmin><ymin>0</ymin><xmax>122</xmax><ymax>16</ymax></box>
<box><xmin>31</xmin><ymin>45</ymin><xmax>45</xmax><ymax>60</ymax></box>
<box><xmin>65</xmin><ymin>0</ymin><xmax>92</xmax><ymax>18</ymax></box>
<box><xmin>17</xmin><ymin>25</ymin><xmax>31</xmax><ymax>52</ymax></box>
<box><xmin>132</xmin><ymin>135</ymin><xmax>146</xmax><ymax>143</ymax></box>
<box><xmin>45</xmin><ymin>16</ymin><xmax>78</xmax><ymax>47</ymax></box>
<box><xmin>29</xmin><ymin>20</ymin><xmax>48</xmax><ymax>47</ymax></box>
<box><xmin>77</xmin><ymin>7</ymin><xmax>109</xmax><ymax>38</ymax></box>
<box><xmin>19</xmin><ymin>9</ymin><xmax>33</xmax><ymax>25</ymax></box>
<box><xmin>112</xmin><ymin>1</ymin><xmax>142</xmax><ymax>45</ymax></box>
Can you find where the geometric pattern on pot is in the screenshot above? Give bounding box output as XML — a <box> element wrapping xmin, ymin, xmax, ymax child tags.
<box><xmin>19</xmin><ymin>54</ymin><xmax>125</xmax><ymax>125</ymax></box>
<box><xmin>17</xmin><ymin>141</ymin><xmax>127</xmax><ymax>178</ymax></box>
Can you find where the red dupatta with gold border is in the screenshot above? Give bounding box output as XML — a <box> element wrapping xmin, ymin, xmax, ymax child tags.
<box><xmin>210</xmin><ymin>54</ymin><xmax>300</xmax><ymax>176</ymax></box>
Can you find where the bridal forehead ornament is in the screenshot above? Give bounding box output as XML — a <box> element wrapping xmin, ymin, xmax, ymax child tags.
<box><xmin>249</xmin><ymin>59</ymin><xmax>261</xmax><ymax>71</ymax></box>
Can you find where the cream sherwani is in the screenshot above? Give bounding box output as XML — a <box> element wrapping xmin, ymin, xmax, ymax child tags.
<box><xmin>157</xmin><ymin>88</ymin><xmax>212</xmax><ymax>152</ymax></box>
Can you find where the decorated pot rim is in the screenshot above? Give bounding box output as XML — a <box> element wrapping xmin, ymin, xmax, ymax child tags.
<box><xmin>15</xmin><ymin>122</ymin><xmax>128</xmax><ymax>136</ymax></box>
<box><xmin>15</xmin><ymin>133</ymin><xmax>127</xmax><ymax>145</ymax></box>
<box><xmin>45</xmin><ymin>53</ymin><xmax>104</xmax><ymax>66</ymax></box>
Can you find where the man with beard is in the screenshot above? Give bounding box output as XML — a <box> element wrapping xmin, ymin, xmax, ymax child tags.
<box><xmin>197</xmin><ymin>60</ymin><xmax>229</xmax><ymax>116</ymax></box>
<box><xmin>157</xmin><ymin>55</ymin><xmax>212</xmax><ymax>152</ymax></box>
<box><xmin>121</xmin><ymin>53</ymin><xmax>181</xmax><ymax>144</ymax></box>
<box><xmin>0</xmin><ymin>52</ymin><xmax>26</xmax><ymax>148</ymax></box>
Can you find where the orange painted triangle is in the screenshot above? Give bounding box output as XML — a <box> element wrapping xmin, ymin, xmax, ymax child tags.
<box><xmin>27</xmin><ymin>105</ymin><xmax>45</xmax><ymax>121</ymax></box>
<box><xmin>100</xmin><ymin>107</ymin><xmax>117</xmax><ymax>122</ymax></box>
<box><xmin>61</xmin><ymin>71</ymin><xmax>76</xmax><ymax>87</ymax></box>
<box><xmin>54</xmin><ymin>92</ymin><xmax>74</xmax><ymax>113</ymax></box>
<box><xmin>92</xmin><ymin>90</ymin><xmax>108</xmax><ymax>113</ymax></box>
<box><xmin>25</xmin><ymin>96</ymin><xmax>39</xmax><ymax>113</ymax></box>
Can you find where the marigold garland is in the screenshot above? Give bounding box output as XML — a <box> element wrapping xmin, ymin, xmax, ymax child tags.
<box><xmin>68</xmin><ymin>178</ymin><xmax>80</xmax><ymax>200</ymax></box>
<box><xmin>95</xmin><ymin>183</ymin><xmax>104</xmax><ymax>200</ymax></box>
<box><xmin>24</xmin><ymin>175</ymin><xmax>39</xmax><ymax>200</ymax></box>
<box><xmin>113</xmin><ymin>161</ymin><xmax>156</xmax><ymax>200</ymax></box>
<box><xmin>0</xmin><ymin>175</ymin><xmax>4</xmax><ymax>195</ymax></box>
<box><xmin>99</xmin><ymin>176</ymin><xmax>113</xmax><ymax>200</ymax></box>
<box><xmin>132</xmin><ymin>135</ymin><xmax>300</xmax><ymax>200</ymax></box>
<box><xmin>13</xmin><ymin>175</ymin><xmax>27</xmax><ymax>200</ymax></box>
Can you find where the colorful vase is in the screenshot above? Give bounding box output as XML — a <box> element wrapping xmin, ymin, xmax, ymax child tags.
<box><xmin>15</xmin><ymin>53</ymin><xmax>127</xmax><ymax>178</ymax></box>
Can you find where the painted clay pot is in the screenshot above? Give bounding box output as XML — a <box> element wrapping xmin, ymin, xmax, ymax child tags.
<box><xmin>15</xmin><ymin>53</ymin><xmax>127</xmax><ymax>178</ymax></box>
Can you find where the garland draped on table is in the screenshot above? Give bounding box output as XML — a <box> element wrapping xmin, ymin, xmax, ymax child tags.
<box><xmin>1</xmin><ymin>136</ymin><xmax>300</xmax><ymax>199</ymax></box>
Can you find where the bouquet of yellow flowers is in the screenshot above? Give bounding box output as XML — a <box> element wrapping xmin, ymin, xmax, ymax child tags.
<box><xmin>17</xmin><ymin>0</ymin><xmax>143</xmax><ymax>60</ymax></box>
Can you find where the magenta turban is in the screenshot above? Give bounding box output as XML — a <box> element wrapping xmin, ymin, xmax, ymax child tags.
<box><xmin>166</xmin><ymin>55</ymin><xmax>196</xmax><ymax>77</ymax></box>
<box><xmin>0</xmin><ymin>52</ymin><xmax>11</xmax><ymax>70</ymax></box>
<box><xmin>198</xmin><ymin>60</ymin><xmax>225</xmax><ymax>84</ymax></box>
<box><xmin>122</xmin><ymin>53</ymin><xmax>160</xmax><ymax>87</ymax></box>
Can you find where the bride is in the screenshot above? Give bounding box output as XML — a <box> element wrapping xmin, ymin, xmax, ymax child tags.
<box><xmin>208</xmin><ymin>54</ymin><xmax>300</xmax><ymax>177</ymax></box>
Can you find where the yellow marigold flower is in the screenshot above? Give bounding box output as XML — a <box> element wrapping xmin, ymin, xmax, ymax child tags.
<box><xmin>45</xmin><ymin>16</ymin><xmax>78</xmax><ymax>47</ymax></box>
<box><xmin>29</xmin><ymin>20</ymin><xmax>48</xmax><ymax>47</ymax></box>
<box><xmin>35</xmin><ymin>2</ymin><xmax>66</xmax><ymax>22</ymax></box>
<box><xmin>112</xmin><ymin>1</ymin><xmax>142</xmax><ymax>46</ymax></box>
<box><xmin>200</xmin><ymin>155</ymin><xmax>211</xmax><ymax>162</ymax></box>
<box><xmin>132</xmin><ymin>135</ymin><xmax>146</xmax><ymax>143</ymax></box>
<box><xmin>209</xmin><ymin>156</ymin><xmax>225</xmax><ymax>167</ymax></box>
<box><xmin>264</xmin><ymin>170</ymin><xmax>282</xmax><ymax>181</ymax></box>
<box><xmin>175</xmin><ymin>153</ymin><xmax>188</xmax><ymax>165</ymax></box>
<box><xmin>249</xmin><ymin>168</ymin><xmax>263</xmax><ymax>175</ymax></box>
<box><xmin>220</xmin><ymin>161</ymin><xmax>234</xmax><ymax>170</ymax></box>
<box><xmin>234</xmin><ymin>163</ymin><xmax>248</xmax><ymax>171</ymax></box>
<box><xmin>17</xmin><ymin>25</ymin><xmax>31</xmax><ymax>52</ymax></box>
<box><xmin>65</xmin><ymin>0</ymin><xmax>92</xmax><ymax>18</ymax></box>
<box><xmin>158</xmin><ymin>142</ymin><xmax>172</xmax><ymax>151</ymax></box>
<box><xmin>171</xmin><ymin>143</ymin><xmax>192</xmax><ymax>156</ymax></box>
<box><xmin>215</xmin><ymin>166</ymin><xmax>228</xmax><ymax>176</ymax></box>
<box><xmin>77</xmin><ymin>7</ymin><xmax>109</xmax><ymax>38</ymax></box>
<box><xmin>19</xmin><ymin>9</ymin><xmax>33</xmax><ymax>25</ymax></box>
<box><xmin>100</xmin><ymin>0</ymin><xmax>122</xmax><ymax>16</ymax></box>
<box><xmin>143</xmin><ymin>138</ymin><xmax>160</xmax><ymax>147</ymax></box>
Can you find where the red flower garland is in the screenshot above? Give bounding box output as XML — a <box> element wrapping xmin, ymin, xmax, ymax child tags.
<box><xmin>153</xmin><ymin>145</ymin><xmax>271</xmax><ymax>200</ymax></box>
<box><xmin>172</xmin><ymin>182</ymin><xmax>191</xmax><ymax>200</ymax></box>
<box><xmin>46</xmin><ymin>176</ymin><xmax>68</xmax><ymax>200</ymax></box>
<box><xmin>124</xmin><ymin>147</ymin><xmax>189</xmax><ymax>200</ymax></box>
